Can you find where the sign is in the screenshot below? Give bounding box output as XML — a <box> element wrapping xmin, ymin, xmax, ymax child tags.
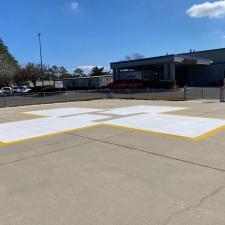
<box><xmin>119</xmin><ymin>71</ymin><xmax>141</xmax><ymax>80</ymax></box>
<box><xmin>141</xmin><ymin>71</ymin><xmax>160</xmax><ymax>81</ymax></box>
<box><xmin>54</xmin><ymin>80</ymin><xmax>64</xmax><ymax>89</ymax></box>
<box><xmin>183</xmin><ymin>58</ymin><xmax>197</xmax><ymax>64</ymax></box>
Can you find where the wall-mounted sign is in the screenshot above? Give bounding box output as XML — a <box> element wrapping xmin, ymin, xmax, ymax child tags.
<box><xmin>141</xmin><ymin>71</ymin><xmax>160</xmax><ymax>81</ymax></box>
<box><xmin>119</xmin><ymin>71</ymin><xmax>141</xmax><ymax>80</ymax></box>
<box><xmin>54</xmin><ymin>80</ymin><xmax>64</xmax><ymax>89</ymax></box>
<box><xmin>183</xmin><ymin>58</ymin><xmax>197</xmax><ymax>64</ymax></box>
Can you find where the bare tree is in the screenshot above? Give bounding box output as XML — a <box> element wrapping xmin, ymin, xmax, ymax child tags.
<box><xmin>13</xmin><ymin>67</ymin><xmax>30</xmax><ymax>85</ymax></box>
<box><xmin>23</xmin><ymin>63</ymin><xmax>42</xmax><ymax>87</ymax></box>
<box><xmin>125</xmin><ymin>53</ymin><xmax>144</xmax><ymax>61</ymax></box>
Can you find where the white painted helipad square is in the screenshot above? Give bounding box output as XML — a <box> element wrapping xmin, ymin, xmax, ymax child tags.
<box><xmin>104</xmin><ymin>114</ymin><xmax>225</xmax><ymax>138</ymax></box>
<box><xmin>103</xmin><ymin>105</ymin><xmax>185</xmax><ymax>115</ymax></box>
<box><xmin>24</xmin><ymin>107</ymin><xmax>101</xmax><ymax>117</ymax></box>
<box><xmin>0</xmin><ymin>114</ymin><xmax>109</xmax><ymax>143</ymax></box>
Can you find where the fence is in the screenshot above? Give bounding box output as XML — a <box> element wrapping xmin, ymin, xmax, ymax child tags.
<box><xmin>184</xmin><ymin>87</ymin><xmax>225</xmax><ymax>101</ymax></box>
<box><xmin>0</xmin><ymin>87</ymin><xmax>224</xmax><ymax>108</ymax></box>
<box><xmin>0</xmin><ymin>91</ymin><xmax>107</xmax><ymax>108</ymax></box>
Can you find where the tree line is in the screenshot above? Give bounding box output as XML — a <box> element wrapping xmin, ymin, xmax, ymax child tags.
<box><xmin>1</xmin><ymin>63</ymin><xmax>110</xmax><ymax>87</ymax></box>
<box><xmin>1</xmin><ymin>38</ymin><xmax>144</xmax><ymax>88</ymax></box>
<box><xmin>0</xmin><ymin>38</ymin><xmax>110</xmax><ymax>87</ymax></box>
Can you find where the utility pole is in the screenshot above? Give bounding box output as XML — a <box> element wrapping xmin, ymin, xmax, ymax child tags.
<box><xmin>38</xmin><ymin>33</ymin><xmax>44</xmax><ymax>87</ymax></box>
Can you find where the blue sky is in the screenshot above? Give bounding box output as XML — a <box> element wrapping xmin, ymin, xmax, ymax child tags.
<box><xmin>1</xmin><ymin>0</ymin><xmax>225</xmax><ymax>72</ymax></box>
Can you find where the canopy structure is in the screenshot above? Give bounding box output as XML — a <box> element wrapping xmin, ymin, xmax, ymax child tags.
<box><xmin>111</xmin><ymin>54</ymin><xmax>212</xmax><ymax>84</ymax></box>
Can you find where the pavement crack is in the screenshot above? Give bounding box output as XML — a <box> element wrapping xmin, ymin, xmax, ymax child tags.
<box><xmin>0</xmin><ymin>130</ymin><xmax>132</xmax><ymax>168</ymax></box>
<box><xmin>96</xmin><ymin>140</ymin><xmax>225</xmax><ymax>173</ymax></box>
<box><xmin>0</xmin><ymin>140</ymin><xmax>95</xmax><ymax>168</ymax></box>
<box><xmin>163</xmin><ymin>186</ymin><xmax>225</xmax><ymax>225</ymax></box>
<box><xmin>62</xmin><ymin>131</ymin><xmax>225</xmax><ymax>174</ymax></box>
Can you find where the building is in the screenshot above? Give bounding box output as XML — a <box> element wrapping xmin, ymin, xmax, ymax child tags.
<box><xmin>111</xmin><ymin>48</ymin><xmax>225</xmax><ymax>87</ymax></box>
<box><xmin>62</xmin><ymin>75</ymin><xmax>113</xmax><ymax>89</ymax></box>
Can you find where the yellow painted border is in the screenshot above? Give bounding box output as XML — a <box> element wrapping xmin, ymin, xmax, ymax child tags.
<box><xmin>194</xmin><ymin>125</ymin><xmax>225</xmax><ymax>141</ymax></box>
<box><xmin>0</xmin><ymin>124</ymin><xmax>100</xmax><ymax>147</ymax></box>
<box><xmin>21</xmin><ymin>112</ymin><xmax>50</xmax><ymax>119</ymax></box>
<box><xmin>0</xmin><ymin>107</ymin><xmax>225</xmax><ymax>147</ymax></box>
<box><xmin>1</xmin><ymin>123</ymin><xmax>225</xmax><ymax>147</ymax></box>
<box><xmin>102</xmin><ymin>124</ymin><xmax>192</xmax><ymax>140</ymax></box>
<box><xmin>103</xmin><ymin>124</ymin><xmax>225</xmax><ymax>141</ymax></box>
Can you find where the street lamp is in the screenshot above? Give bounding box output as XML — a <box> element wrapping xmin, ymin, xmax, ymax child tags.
<box><xmin>38</xmin><ymin>33</ymin><xmax>44</xmax><ymax>86</ymax></box>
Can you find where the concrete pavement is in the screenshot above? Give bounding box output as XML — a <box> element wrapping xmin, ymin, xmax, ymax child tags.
<box><xmin>0</xmin><ymin>99</ymin><xmax>225</xmax><ymax>225</ymax></box>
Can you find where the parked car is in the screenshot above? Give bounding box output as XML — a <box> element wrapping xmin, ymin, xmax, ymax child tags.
<box><xmin>12</xmin><ymin>86</ymin><xmax>21</xmax><ymax>93</ymax></box>
<box><xmin>19</xmin><ymin>86</ymin><xmax>32</xmax><ymax>93</ymax></box>
<box><xmin>12</xmin><ymin>86</ymin><xmax>31</xmax><ymax>93</ymax></box>
<box><xmin>0</xmin><ymin>87</ymin><xmax>13</xmax><ymax>95</ymax></box>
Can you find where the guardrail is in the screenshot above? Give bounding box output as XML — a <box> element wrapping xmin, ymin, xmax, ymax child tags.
<box><xmin>0</xmin><ymin>87</ymin><xmax>224</xmax><ymax>108</ymax></box>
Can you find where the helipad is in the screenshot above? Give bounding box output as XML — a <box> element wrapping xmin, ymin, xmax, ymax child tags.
<box><xmin>0</xmin><ymin>105</ymin><xmax>225</xmax><ymax>144</ymax></box>
<box><xmin>0</xmin><ymin>99</ymin><xmax>225</xmax><ymax>225</ymax></box>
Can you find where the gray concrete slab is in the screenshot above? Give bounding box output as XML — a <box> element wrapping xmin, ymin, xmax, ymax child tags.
<box><xmin>0</xmin><ymin>99</ymin><xmax>225</xmax><ymax>225</ymax></box>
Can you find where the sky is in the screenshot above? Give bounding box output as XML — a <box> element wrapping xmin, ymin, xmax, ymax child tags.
<box><xmin>1</xmin><ymin>0</ymin><xmax>225</xmax><ymax>72</ymax></box>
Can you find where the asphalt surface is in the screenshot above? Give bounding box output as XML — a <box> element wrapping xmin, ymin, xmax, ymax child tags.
<box><xmin>0</xmin><ymin>99</ymin><xmax>225</xmax><ymax>225</ymax></box>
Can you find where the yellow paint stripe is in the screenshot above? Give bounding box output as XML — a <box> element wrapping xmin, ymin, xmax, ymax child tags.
<box><xmin>0</xmin><ymin>142</ymin><xmax>6</xmax><ymax>147</ymax></box>
<box><xmin>0</xmin><ymin>123</ymin><xmax>225</xmax><ymax>147</ymax></box>
<box><xmin>21</xmin><ymin>112</ymin><xmax>49</xmax><ymax>118</ymax></box>
<box><xmin>194</xmin><ymin>125</ymin><xmax>225</xmax><ymax>141</ymax></box>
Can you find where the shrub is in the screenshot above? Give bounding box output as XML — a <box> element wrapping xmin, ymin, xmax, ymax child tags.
<box><xmin>31</xmin><ymin>86</ymin><xmax>67</xmax><ymax>92</ymax></box>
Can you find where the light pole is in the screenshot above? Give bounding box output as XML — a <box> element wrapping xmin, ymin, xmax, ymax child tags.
<box><xmin>38</xmin><ymin>33</ymin><xmax>44</xmax><ymax>86</ymax></box>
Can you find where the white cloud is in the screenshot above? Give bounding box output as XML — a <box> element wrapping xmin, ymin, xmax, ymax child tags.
<box><xmin>77</xmin><ymin>65</ymin><xmax>111</xmax><ymax>72</ymax></box>
<box><xmin>70</xmin><ymin>1</ymin><xmax>79</xmax><ymax>10</ymax></box>
<box><xmin>77</xmin><ymin>65</ymin><xmax>95</xmax><ymax>71</ymax></box>
<box><xmin>186</xmin><ymin>0</ymin><xmax>225</xmax><ymax>18</ymax></box>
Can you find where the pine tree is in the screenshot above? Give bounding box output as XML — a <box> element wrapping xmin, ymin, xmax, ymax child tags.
<box><xmin>0</xmin><ymin>38</ymin><xmax>18</xmax><ymax>86</ymax></box>
<box><xmin>0</xmin><ymin>38</ymin><xmax>18</xmax><ymax>67</ymax></box>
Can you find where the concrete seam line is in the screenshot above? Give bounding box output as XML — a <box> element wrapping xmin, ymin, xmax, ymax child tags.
<box><xmin>64</xmin><ymin>131</ymin><xmax>225</xmax><ymax>173</ymax></box>
<box><xmin>0</xmin><ymin>140</ymin><xmax>95</xmax><ymax>168</ymax></box>
<box><xmin>98</xmin><ymin>140</ymin><xmax>225</xmax><ymax>174</ymax></box>
<box><xmin>0</xmin><ymin>130</ymin><xmax>131</xmax><ymax>168</ymax></box>
<box><xmin>163</xmin><ymin>186</ymin><xmax>225</xmax><ymax>225</ymax></box>
<box><xmin>0</xmin><ymin>129</ymin><xmax>224</xmax><ymax>174</ymax></box>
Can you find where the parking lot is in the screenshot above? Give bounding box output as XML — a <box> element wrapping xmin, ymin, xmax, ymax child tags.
<box><xmin>0</xmin><ymin>99</ymin><xmax>225</xmax><ymax>225</ymax></box>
